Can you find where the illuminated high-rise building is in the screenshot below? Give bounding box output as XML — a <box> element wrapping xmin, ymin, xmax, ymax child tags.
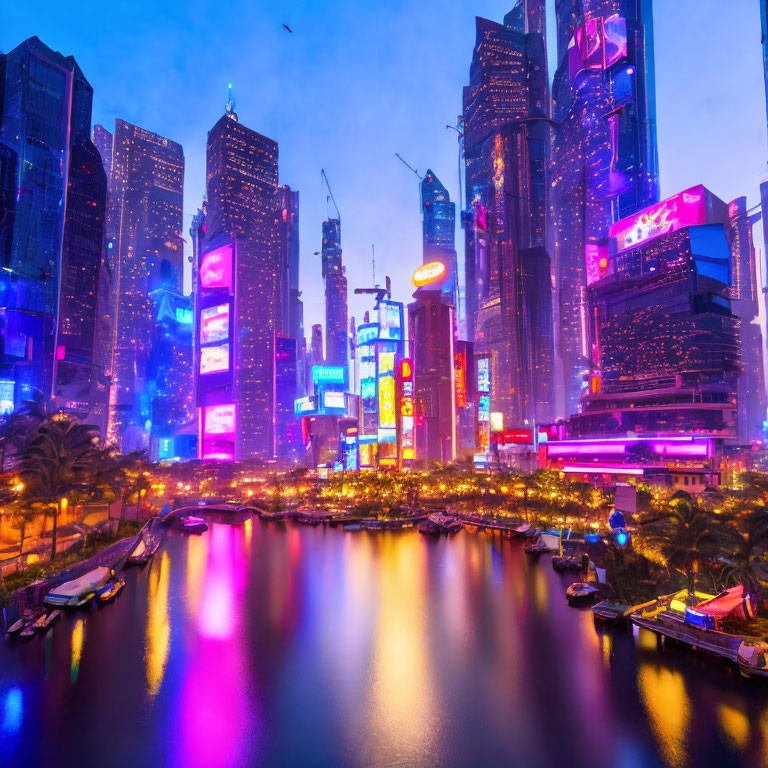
<box><xmin>550</xmin><ymin>0</ymin><xmax>659</xmax><ymax>416</ymax></box>
<box><xmin>322</xmin><ymin>218</ymin><xmax>348</xmax><ymax>369</ymax></box>
<box><xmin>462</xmin><ymin>5</ymin><xmax>554</xmax><ymax>428</ymax></box>
<box><xmin>201</xmin><ymin>96</ymin><xmax>282</xmax><ymax>460</ymax></box>
<box><xmin>106</xmin><ymin>119</ymin><xmax>184</xmax><ymax>449</ymax></box>
<box><xmin>311</xmin><ymin>324</ymin><xmax>324</xmax><ymax>368</ymax></box>
<box><xmin>726</xmin><ymin>197</ymin><xmax>766</xmax><ymax>442</ymax></box>
<box><xmin>0</xmin><ymin>38</ymin><xmax>108</xmax><ymax>425</ymax></box>
<box><xmin>573</xmin><ymin>186</ymin><xmax>739</xmax><ymax>440</ymax></box>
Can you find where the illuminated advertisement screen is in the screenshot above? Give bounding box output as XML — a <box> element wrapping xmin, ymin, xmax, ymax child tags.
<box><xmin>478</xmin><ymin>395</ymin><xmax>490</xmax><ymax>422</ymax></box>
<box><xmin>490</xmin><ymin>412</ymin><xmax>503</xmax><ymax>433</ymax></box>
<box><xmin>454</xmin><ymin>350</ymin><xmax>466</xmax><ymax>408</ymax></box>
<box><xmin>312</xmin><ymin>365</ymin><xmax>346</xmax><ymax>385</ymax></box>
<box><xmin>357</xmin><ymin>324</ymin><xmax>378</xmax><ymax>346</ymax></box>
<box><xmin>295</xmin><ymin>396</ymin><xmax>316</xmax><ymax>415</ymax></box>
<box><xmin>378</xmin><ymin>301</ymin><xmax>403</xmax><ymax>341</ymax></box>
<box><xmin>477</xmin><ymin>357</ymin><xmax>490</xmax><ymax>394</ymax></box>
<box><xmin>585</xmin><ymin>243</ymin><xmax>610</xmax><ymax>286</ymax></box>
<box><xmin>200</xmin><ymin>343</ymin><xmax>230</xmax><ymax>375</ymax></box>
<box><xmin>200</xmin><ymin>244</ymin><xmax>234</xmax><ymax>292</ymax></box>
<box><xmin>322</xmin><ymin>391</ymin><xmax>346</xmax><ymax>412</ymax></box>
<box><xmin>200</xmin><ymin>304</ymin><xmax>230</xmax><ymax>345</ymax></box>
<box><xmin>378</xmin><ymin>352</ymin><xmax>396</xmax><ymax>430</ymax></box>
<box><xmin>609</xmin><ymin>186</ymin><xmax>707</xmax><ymax>253</ymax></box>
<box><xmin>200</xmin><ymin>403</ymin><xmax>236</xmax><ymax>462</ymax></box>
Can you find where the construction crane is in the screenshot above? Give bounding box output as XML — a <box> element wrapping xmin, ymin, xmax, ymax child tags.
<box><xmin>395</xmin><ymin>153</ymin><xmax>423</xmax><ymax>180</ymax></box>
<box><xmin>321</xmin><ymin>169</ymin><xmax>340</xmax><ymax>220</ymax></box>
<box><xmin>354</xmin><ymin>276</ymin><xmax>391</xmax><ymax>308</ymax></box>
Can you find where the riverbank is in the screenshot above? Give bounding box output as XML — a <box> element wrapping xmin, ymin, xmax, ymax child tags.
<box><xmin>0</xmin><ymin>520</ymin><xmax>140</xmax><ymax>606</ymax></box>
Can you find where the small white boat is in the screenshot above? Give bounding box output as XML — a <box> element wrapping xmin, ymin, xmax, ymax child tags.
<box><xmin>180</xmin><ymin>515</ymin><xmax>208</xmax><ymax>534</ymax></box>
<box><xmin>44</xmin><ymin>567</ymin><xmax>112</xmax><ymax>607</ymax></box>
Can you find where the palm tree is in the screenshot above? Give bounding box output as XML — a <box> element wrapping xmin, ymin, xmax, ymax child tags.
<box><xmin>720</xmin><ymin>509</ymin><xmax>768</xmax><ymax>607</ymax></box>
<box><xmin>639</xmin><ymin>496</ymin><xmax>727</xmax><ymax>597</ymax></box>
<box><xmin>19</xmin><ymin>414</ymin><xmax>100</xmax><ymax>559</ymax></box>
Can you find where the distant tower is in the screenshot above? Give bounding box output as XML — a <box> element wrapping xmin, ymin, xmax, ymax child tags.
<box><xmin>322</xmin><ymin>218</ymin><xmax>348</xmax><ymax>369</ymax></box>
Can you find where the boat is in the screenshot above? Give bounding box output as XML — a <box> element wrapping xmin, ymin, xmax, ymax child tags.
<box><xmin>98</xmin><ymin>578</ymin><xmax>125</xmax><ymax>602</ymax></box>
<box><xmin>44</xmin><ymin>566</ymin><xmax>112</xmax><ymax>607</ymax></box>
<box><xmin>343</xmin><ymin>523</ymin><xmax>362</xmax><ymax>532</ymax></box>
<box><xmin>512</xmin><ymin>522</ymin><xmax>533</xmax><ymax>538</ymax></box>
<box><xmin>592</xmin><ymin>598</ymin><xmax>657</xmax><ymax>625</ymax></box>
<box><xmin>524</xmin><ymin>532</ymin><xmax>560</xmax><ymax>555</ymax></box>
<box><xmin>127</xmin><ymin>533</ymin><xmax>161</xmax><ymax>565</ymax></box>
<box><xmin>180</xmin><ymin>515</ymin><xmax>208</xmax><ymax>534</ymax></box>
<box><xmin>23</xmin><ymin>610</ymin><xmax>62</xmax><ymax>636</ymax></box>
<box><xmin>552</xmin><ymin>553</ymin><xmax>587</xmax><ymax>573</ymax></box>
<box><xmin>566</xmin><ymin>581</ymin><xmax>610</xmax><ymax>606</ymax></box>
<box><xmin>5</xmin><ymin>611</ymin><xmax>42</xmax><ymax>640</ymax></box>
<box><xmin>426</xmin><ymin>512</ymin><xmax>463</xmax><ymax>534</ymax></box>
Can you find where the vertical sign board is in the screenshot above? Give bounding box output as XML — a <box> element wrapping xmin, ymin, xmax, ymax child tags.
<box><xmin>377</xmin><ymin>350</ymin><xmax>397</xmax><ymax>442</ymax></box>
<box><xmin>477</xmin><ymin>356</ymin><xmax>491</xmax><ymax>452</ymax></box>
<box><xmin>358</xmin><ymin>324</ymin><xmax>378</xmax><ymax>440</ymax></box>
<box><xmin>197</xmin><ymin>243</ymin><xmax>237</xmax><ymax>461</ymax></box>
<box><xmin>399</xmin><ymin>358</ymin><xmax>415</xmax><ymax>461</ymax></box>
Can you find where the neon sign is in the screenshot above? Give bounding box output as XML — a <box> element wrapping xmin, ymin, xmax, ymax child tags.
<box><xmin>378</xmin><ymin>352</ymin><xmax>396</xmax><ymax>430</ymax></box>
<box><xmin>312</xmin><ymin>365</ymin><xmax>346</xmax><ymax>385</ymax></box>
<box><xmin>412</xmin><ymin>261</ymin><xmax>447</xmax><ymax>287</ymax></box>
<box><xmin>199</xmin><ymin>244</ymin><xmax>234</xmax><ymax>292</ymax></box>
<box><xmin>609</xmin><ymin>186</ymin><xmax>708</xmax><ymax>253</ymax></box>
<box><xmin>200</xmin><ymin>403</ymin><xmax>236</xmax><ymax>462</ymax></box>
<box><xmin>477</xmin><ymin>357</ymin><xmax>490</xmax><ymax>394</ymax></box>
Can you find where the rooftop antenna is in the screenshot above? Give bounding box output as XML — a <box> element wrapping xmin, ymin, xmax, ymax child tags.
<box><xmin>225</xmin><ymin>83</ymin><xmax>237</xmax><ymax>119</ymax></box>
<box><xmin>372</xmin><ymin>244</ymin><xmax>376</xmax><ymax>287</ymax></box>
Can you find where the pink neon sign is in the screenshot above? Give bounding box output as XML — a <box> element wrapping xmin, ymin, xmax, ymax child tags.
<box><xmin>201</xmin><ymin>403</ymin><xmax>236</xmax><ymax>462</ymax></box>
<box><xmin>609</xmin><ymin>186</ymin><xmax>708</xmax><ymax>253</ymax></box>
<box><xmin>199</xmin><ymin>244</ymin><xmax>233</xmax><ymax>292</ymax></box>
<box><xmin>585</xmin><ymin>243</ymin><xmax>610</xmax><ymax>286</ymax></box>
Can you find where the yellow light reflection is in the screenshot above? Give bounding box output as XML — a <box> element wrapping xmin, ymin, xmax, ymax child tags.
<box><xmin>70</xmin><ymin>618</ymin><xmax>85</xmax><ymax>683</ymax></box>
<box><xmin>146</xmin><ymin>550</ymin><xmax>171</xmax><ymax>697</ymax></box>
<box><xmin>365</xmin><ymin>534</ymin><xmax>437</xmax><ymax>762</ymax></box>
<box><xmin>717</xmin><ymin>702</ymin><xmax>749</xmax><ymax>753</ymax></box>
<box><xmin>637</xmin><ymin>663</ymin><xmax>690</xmax><ymax>768</ymax></box>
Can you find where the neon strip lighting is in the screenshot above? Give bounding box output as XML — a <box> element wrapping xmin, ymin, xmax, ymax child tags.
<box><xmin>561</xmin><ymin>465</ymin><xmax>644</xmax><ymax>475</ymax></box>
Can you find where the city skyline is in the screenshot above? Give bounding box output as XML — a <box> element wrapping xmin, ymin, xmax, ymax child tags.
<box><xmin>2</xmin><ymin>0</ymin><xmax>764</xmax><ymax>336</ymax></box>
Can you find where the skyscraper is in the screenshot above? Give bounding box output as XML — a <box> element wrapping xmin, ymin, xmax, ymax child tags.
<box><xmin>462</xmin><ymin>5</ymin><xmax>554</xmax><ymax>428</ymax></box>
<box><xmin>0</xmin><ymin>37</ymin><xmax>108</xmax><ymax>422</ymax></box>
<box><xmin>574</xmin><ymin>186</ymin><xmax>739</xmax><ymax>440</ymax></box>
<box><xmin>202</xmin><ymin>99</ymin><xmax>282</xmax><ymax>460</ymax></box>
<box><xmin>322</xmin><ymin>218</ymin><xmax>348</xmax><ymax>370</ymax></box>
<box><xmin>106</xmin><ymin>119</ymin><xmax>184</xmax><ymax>449</ymax></box>
<box><xmin>550</xmin><ymin>0</ymin><xmax>659</xmax><ymax>416</ymax></box>
<box><xmin>727</xmin><ymin>197</ymin><xmax>766</xmax><ymax>442</ymax></box>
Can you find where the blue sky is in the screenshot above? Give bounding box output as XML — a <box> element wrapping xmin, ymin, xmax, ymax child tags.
<box><xmin>2</xmin><ymin>0</ymin><xmax>766</xmax><ymax>333</ymax></box>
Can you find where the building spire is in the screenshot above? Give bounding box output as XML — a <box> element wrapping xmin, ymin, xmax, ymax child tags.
<box><xmin>225</xmin><ymin>82</ymin><xmax>238</xmax><ymax>121</ymax></box>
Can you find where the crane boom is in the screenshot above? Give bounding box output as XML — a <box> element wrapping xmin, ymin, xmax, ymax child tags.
<box><xmin>321</xmin><ymin>168</ymin><xmax>340</xmax><ymax>219</ymax></box>
<box><xmin>395</xmin><ymin>153</ymin><xmax>423</xmax><ymax>180</ymax></box>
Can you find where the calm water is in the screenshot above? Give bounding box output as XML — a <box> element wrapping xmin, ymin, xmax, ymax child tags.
<box><xmin>1</xmin><ymin>518</ymin><xmax>768</xmax><ymax>768</ymax></box>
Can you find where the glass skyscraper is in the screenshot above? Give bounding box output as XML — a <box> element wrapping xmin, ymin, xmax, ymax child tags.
<box><xmin>462</xmin><ymin>4</ymin><xmax>554</xmax><ymax>427</ymax></box>
<box><xmin>0</xmin><ymin>37</ymin><xmax>108</xmax><ymax>424</ymax></box>
<box><xmin>204</xmin><ymin>103</ymin><xmax>282</xmax><ymax>460</ymax></box>
<box><xmin>105</xmin><ymin>119</ymin><xmax>184</xmax><ymax>449</ymax></box>
<box><xmin>322</xmin><ymin>218</ymin><xmax>348</xmax><ymax>369</ymax></box>
<box><xmin>551</xmin><ymin>0</ymin><xmax>659</xmax><ymax>416</ymax></box>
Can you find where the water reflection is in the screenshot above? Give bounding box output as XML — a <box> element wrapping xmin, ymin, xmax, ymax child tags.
<box><xmin>3</xmin><ymin>523</ymin><xmax>768</xmax><ymax>768</ymax></box>
<box><xmin>146</xmin><ymin>549</ymin><xmax>171</xmax><ymax>696</ymax></box>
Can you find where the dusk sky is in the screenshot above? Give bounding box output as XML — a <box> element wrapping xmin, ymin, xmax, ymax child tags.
<box><xmin>3</xmin><ymin>0</ymin><xmax>765</xmax><ymax>334</ymax></box>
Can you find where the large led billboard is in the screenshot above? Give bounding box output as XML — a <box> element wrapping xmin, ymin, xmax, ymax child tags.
<box><xmin>609</xmin><ymin>186</ymin><xmax>708</xmax><ymax>253</ymax></box>
<box><xmin>477</xmin><ymin>357</ymin><xmax>490</xmax><ymax>394</ymax></box>
<box><xmin>312</xmin><ymin>365</ymin><xmax>346</xmax><ymax>386</ymax></box>
<box><xmin>200</xmin><ymin>304</ymin><xmax>230</xmax><ymax>345</ymax></box>
<box><xmin>199</xmin><ymin>244</ymin><xmax>234</xmax><ymax>292</ymax></box>
<box><xmin>200</xmin><ymin>343</ymin><xmax>230</xmax><ymax>375</ymax></box>
<box><xmin>378</xmin><ymin>301</ymin><xmax>404</xmax><ymax>341</ymax></box>
<box><xmin>200</xmin><ymin>403</ymin><xmax>236</xmax><ymax>461</ymax></box>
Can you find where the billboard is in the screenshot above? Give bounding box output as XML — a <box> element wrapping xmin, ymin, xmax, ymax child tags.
<box><xmin>477</xmin><ymin>357</ymin><xmax>490</xmax><ymax>394</ymax></box>
<box><xmin>609</xmin><ymin>186</ymin><xmax>708</xmax><ymax>253</ymax></box>
<box><xmin>312</xmin><ymin>365</ymin><xmax>346</xmax><ymax>385</ymax></box>
<box><xmin>454</xmin><ymin>349</ymin><xmax>467</xmax><ymax>408</ymax></box>
<box><xmin>322</xmin><ymin>390</ymin><xmax>346</xmax><ymax>412</ymax></box>
<box><xmin>378</xmin><ymin>352</ymin><xmax>396</xmax><ymax>430</ymax></box>
<box><xmin>199</xmin><ymin>244</ymin><xmax>234</xmax><ymax>292</ymax></box>
<box><xmin>478</xmin><ymin>395</ymin><xmax>490</xmax><ymax>422</ymax></box>
<box><xmin>412</xmin><ymin>261</ymin><xmax>447</xmax><ymax>287</ymax></box>
<box><xmin>200</xmin><ymin>343</ymin><xmax>230</xmax><ymax>375</ymax></box>
<box><xmin>200</xmin><ymin>304</ymin><xmax>230</xmax><ymax>345</ymax></box>
<box><xmin>200</xmin><ymin>403</ymin><xmax>236</xmax><ymax>461</ymax></box>
<box><xmin>378</xmin><ymin>301</ymin><xmax>404</xmax><ymax>341</ymax></box>
<box><xmin>585</xmin><ymin>243</ymin><xmax>610</xmax><ymax>286</ymax></box>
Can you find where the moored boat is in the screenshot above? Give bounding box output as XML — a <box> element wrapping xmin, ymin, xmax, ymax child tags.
<box><xmin>25</xmin><ymin>610</ymin><xmax>62</xmax><ymax>635</ymax></box>
<box><xmin>44</xmin><ymin>566</ymin><xmax>112</xmax><ymax>607</ymax></box>
<box><xmin>98</xmin><ymin>578</ymin><xmax>126</xmax><ymax>602</ymax></box>
<box><xmin>180</xmin><ymin>515</ymin><xmax>208</xmax><ymax>534</ymax></box>
<box><xmin>524</xmin><ymin>532</ymin><xmax>560</xmax><ymax>555</ymax></box>
<box><xmin>5</xmin><ymin>611</ymin><xmax>42</xmax><ymax>640</ymax></box>
<box><xmin>566</xmin><ymin>581</ymin><xmax>610</xmax><ymax>606</ymax></box>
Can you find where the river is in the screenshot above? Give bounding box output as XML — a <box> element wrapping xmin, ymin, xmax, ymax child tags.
<box><xmin>1</xmin><ymin>518</ymin><xmax>767</xmax><ymax>768</ymax></box>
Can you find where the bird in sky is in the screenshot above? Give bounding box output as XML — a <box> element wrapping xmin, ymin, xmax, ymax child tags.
<box><xmin>282</xmin><ymin>24</ymin><xmax>294</xmax><ymax>33</ymax></box>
